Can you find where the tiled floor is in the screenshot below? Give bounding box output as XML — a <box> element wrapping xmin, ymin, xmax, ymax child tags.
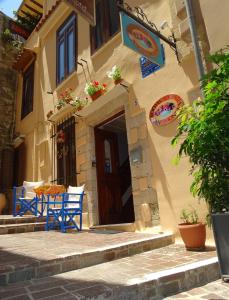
<box><xmin>0</xmin><ymin>230</ymin><xmax>167</xmax><ymax>264</ymax></box>
<box><xmin>166</xmin><ymin>279</ymin><xmax>229</xmax><ymax>299</ymax></box>
<box><xmin>0</xmin><ymin>230</ymin><xmax>174</xmax><ymax>285</ymax></box>
<box><xmin>0</xmin><ymin>244</ymin><xmax>217</xmax><ymax>299</ymax></box>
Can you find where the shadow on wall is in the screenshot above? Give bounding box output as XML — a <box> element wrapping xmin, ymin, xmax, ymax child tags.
<box><xmin>148</xmin><ymin>136</ymin><xmax>177</xmax><ymax>228</ymax></box>
<box><xmin>91</xmin><ymin>34</ymin><xmax>122</xmax><ymax>73</ymax></box>
<box><xmin>153</xmin><ymin>119</ymin><xmax>179</xmax><ymax>138</ymax></box>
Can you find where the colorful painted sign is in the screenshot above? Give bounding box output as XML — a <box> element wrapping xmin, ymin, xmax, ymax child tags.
<box><xmin>120</xmin><ymin>11</ymin><xmax>164</xmax><ymax>66</ymax></box>
<box><xmin>140</xmin><ymin>45</ymin><xmax>165</xmax><ymax>78</ymax></box>
<box><xmin>149</xmin><ymin>94</ymin><xmax>183</xmax><ymax>126</ymax></box>
<box><xmin>64</xmin><ymin>0</ymin><xmax>96</xmax><ymax>26</ymax></box>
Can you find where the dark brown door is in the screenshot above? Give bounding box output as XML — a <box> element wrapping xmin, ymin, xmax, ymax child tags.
<box><xmin>13</xmin><ymin>143</ymin><xmax>26</xmax><ymax>186</ymax></box>
<box><xmin>95</xmin><ymin>128</ymin><xmax>122</xmax><ymax>225</ymax></box>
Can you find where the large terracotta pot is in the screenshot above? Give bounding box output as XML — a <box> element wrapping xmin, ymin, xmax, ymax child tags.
<box><xmin>178</xmin><ymin>223</ymin><xmax>206</xmax><ymax>250</ymax></box>
<box><xmin>0</xmin><ymin>193</ymin><xmax>6</xmax><ymax>214</ymax></box>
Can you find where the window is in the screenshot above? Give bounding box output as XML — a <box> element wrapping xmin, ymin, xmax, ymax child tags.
<box><xmin>57</xmin><ymin>14</ymin><xmax>77</xmax><ymax>85</ymax></box>
<box><xmin>90</xmin><ymin>0</ymin><xmax>120</xmax><ymax>54</ymax></box>
<box><xmin>21</xmin><ymin>62</ymin><xmax>34</xmax><ymax>119</ymax></box>
<box><xmin>56</xmin><ymin>117</ymin><xmax>77</xmax><ymax>187</ymax></box>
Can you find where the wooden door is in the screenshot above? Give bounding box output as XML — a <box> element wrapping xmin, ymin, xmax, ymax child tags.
<box><xmin>95</xmin><ymin>128</ymin><xmax>122</xmax><ymax>225</ymax></box>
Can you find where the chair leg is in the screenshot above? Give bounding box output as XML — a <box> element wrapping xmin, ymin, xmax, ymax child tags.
<box><xmin>80</xmin><ymin>214</ymin><xmax>82</xmax><ymax>231</ymax></box>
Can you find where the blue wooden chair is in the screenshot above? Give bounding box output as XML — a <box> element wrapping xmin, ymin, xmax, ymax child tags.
<box><xmin>45</xmin><ymin>185</ymin><xmax>84</xmax><ymax>233</ymax></box>
<box><xmin>13</xmin><ymin>181</ymin><xmax>44</xmax><ymax>217</ymax></box>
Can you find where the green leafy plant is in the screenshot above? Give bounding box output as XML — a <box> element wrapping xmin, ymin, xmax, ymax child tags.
<box><xmin>1</xmin><ymin>28</ymin><xmax>23</xmax><ymax>51</ymax></box>
<box><xmin>107</xmin><ymin>65</ymin><xmax>122</xmax><ymax>81</ymax></box>
<box><xmin>84</xmin><ymin>81</ymin><xmax>107</xmax><ymax>96</ymax></box>
<box><xmin>56</xmin><ymin>88</ymin><xmax>88</xmax><ymax>111</ymax></box>
<box><xmin>180</xmin><ymin>208</ymin><xmax>199</xmax><ymax>224</ymax></box>
<box><xmin>172</xmin><ymin>48</ymin><xmax>229</xmax><ymax>214</ymax></box>
<box><xmin>13</xmin><ymin>11</ymin><xmax>40</xmax><ymax>33</ymax></box>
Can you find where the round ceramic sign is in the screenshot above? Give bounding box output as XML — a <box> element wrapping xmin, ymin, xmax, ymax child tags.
<box><xmin>149</xmin><ymin>94</ymin><xmax>183</xmax><ymax>126</ymax></box>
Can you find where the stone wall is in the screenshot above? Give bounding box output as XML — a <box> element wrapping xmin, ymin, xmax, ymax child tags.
<box><xmin>0</xmin><ymin>11</ymin><xmax>17</xmax><ymax>212</ymax></box>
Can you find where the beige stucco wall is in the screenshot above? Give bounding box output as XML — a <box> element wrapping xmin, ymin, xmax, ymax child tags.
<box><xmin>199</xmin><ymin>0</ymin><xmax>229</xmax><ymax>53</ymax></box>
<box><xmin>14</xmin><ymin>0</ymin><xmax>228</xmax><ymax>238</ymax></box>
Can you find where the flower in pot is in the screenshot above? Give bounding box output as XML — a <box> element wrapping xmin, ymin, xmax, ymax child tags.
<box><xmin>69</xmin><ymin>96</ymin><xmax>88</xmax><ymax>111</ymax></box>
<box><xmin>107</xmin><ymin>65</ymin><xmax>122</xmax><ymax>85</ymax></box>
<box><xmin>84</xmin><ymin>81</ymin><xmax>107</xmax><ymax>101</ymax></box>
<box><xmin>55</xmin><ymin>99</ymin><xmax>65</xmax><ymax>110</ymax></box>
<box><xmin>178</xmin><ymin>208</ymin><xmax>206</xmax><ymax>250</ymax></box>
<box><xmin>172</xmin><ymin>48</ymin><xmax>229</xmax><ymax>278</ymax></box>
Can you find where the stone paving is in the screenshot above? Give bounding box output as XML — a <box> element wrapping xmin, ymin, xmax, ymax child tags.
<box><xmin>166</xmin><ymin>279</ymin><xmax>229</xmax><ymax>299</ymax></box>
<box><xmin>0</xmin><ymin>230</ymin><xmax>173</xmax><ymax>285</ymax></box>
<box><xmin>0</xmin><ymin>244</ymin><xmax>218</xmax><ymax>299</ymax></box>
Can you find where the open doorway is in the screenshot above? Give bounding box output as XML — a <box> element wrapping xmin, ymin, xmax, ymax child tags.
<box><xmin>95</xmin><ymin>112</ymin><xmax>135</xmax><ymax>225</ymax></box>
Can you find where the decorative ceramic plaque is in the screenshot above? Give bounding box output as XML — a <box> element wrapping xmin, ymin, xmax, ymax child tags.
<box><xmin>149</xmin><ymin>94</ymin><xmax>183</xmax><ymax>126</ymax></box>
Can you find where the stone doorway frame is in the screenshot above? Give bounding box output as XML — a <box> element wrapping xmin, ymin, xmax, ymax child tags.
<box><xmin>76</xmin><ymin>84</ymin><xmax>160</xmax><ymax>230</ymax></box>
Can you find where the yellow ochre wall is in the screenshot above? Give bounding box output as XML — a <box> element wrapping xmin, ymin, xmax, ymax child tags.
<box><xmin>14</xmin><ymin>0</ymin><xmax>229</xmax><ymax>237</ymax></box>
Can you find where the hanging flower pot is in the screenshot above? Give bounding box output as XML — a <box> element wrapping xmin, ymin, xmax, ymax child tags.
<box><xmin>90</xmin><ymin>89</ymin><xmax>103</xmax><ymax>101</ymax></box>
<box><xmin>114</xmin><ymin>78</ymin><xmax>123</xmax><ymax>85</ymax></box>
<box><xmin>107</xmin><ymin>65</ymin><xmax>122</xmax><ymax>85</ymax></box>
<box><xmin>85</xmin><ymin>81</ymin><xmax>107</xmax><ymax>101</ymax></box>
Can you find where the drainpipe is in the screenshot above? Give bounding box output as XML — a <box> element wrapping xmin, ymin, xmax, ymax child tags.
<box><xmin>184</xmin><ymin>0</ymin><xmax>205</xmax><ymax>92</ymax></box>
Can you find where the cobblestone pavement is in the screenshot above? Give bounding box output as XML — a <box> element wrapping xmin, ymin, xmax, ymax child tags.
<box><xmin>166</xmin><ymin>279</ymin><xmax>229</xmax><ymax>299</ymax></box>
<box><xmin>0</xmin><ymin>244</ymin><xmax>217</xmax><ymax>299</ymax></box>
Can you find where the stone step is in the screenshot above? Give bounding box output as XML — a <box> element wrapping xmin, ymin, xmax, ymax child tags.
<box><xmin>0</xmin><ymin>244</ymin><xmax>218</xmax><ymax>299</ymax></box>
<box><xmin>0</xmin><ymin>222</ymin><xmax>46</xmax><ymax>235</ymax></box>
<box><xmin>90</xmin><ymin>223</ymin><xmax>135</xmax><ymax>232</ymax></box>
<box><xmin>0</xmin><ymin>231</ymin><xmax>174</xmax><ymax>286</ymax></box>
<box><xmin>0</xmin><ymin>215</ymin><xmax>46</xmax><ymax>225</ymax></box>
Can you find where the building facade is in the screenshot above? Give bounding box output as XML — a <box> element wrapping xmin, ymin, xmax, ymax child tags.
<box><xmin>0</xmin><ymin>12</ymin><xmax>18</xmax><ymax>213</ymax></box>
<box><xmin>13</xmin><ymin>0</ymin><xmax>229</xmax><ymax>236</ymax></box>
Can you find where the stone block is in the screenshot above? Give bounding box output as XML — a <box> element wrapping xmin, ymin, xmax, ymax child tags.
<box><xmin>140</xmin><ymin>203</ymin><xmax>152</xmax><ymax>223</ymax></box>
<box><xmin>179</xmin><ymin>18</ymin><xmax>191</xmax><ymax>43</ymax></box>
<box><xmin>159</xmin><ymin>281</ymin><xmax>180</xmax><ymax>297</ymax></box>
<box><xmin>9</xmin><ymin>268</ymin><xmax>35</xmax><ymax>284</ymax></box>
<box><xmin>36</xmin><ymin>264</ymin><xmax>61</xmax><ymax>278</ymax></box>
<box><xmin>139</xmin><ymin>177</ymin><xmax>148</xmax><ymax>191</ymax></box>
<box><xmin>130</xmin><ymin>127</ymin><xmax>138</xmax><ymax>144</ymax></box>
<box><xmin>77</xmin><ymin>135</ymin><xmax>87</xmax><ymax>147</ymax></box>
<box><xmin>175</xmin><ymin>0</ymin><xmax>186</xmax><ymax>18</ymax></box>
<box><xmin>138</xmin><ymin>124</ymin><xmax>148</xmax><ymax>140</ymax></box>
<box><xmin>77</xmin><ymin>153</ymin><xmax>87</xmax><ymax>165</ymax></box>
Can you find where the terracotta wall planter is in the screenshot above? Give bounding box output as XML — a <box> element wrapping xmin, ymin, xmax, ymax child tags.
<box><xmin>114</xmin><ymin>78</ymin><xmax>122</xmax><ymax>85</ymax></box>
<box><xmin>90</xmin><ymin>90</ymin><xmax>102</xmax><ymax>101</ymax></box>
<box><xmin>178</xmin><ymin>223</ymin><xmax>206</xmax><ymax>250</ymax></box>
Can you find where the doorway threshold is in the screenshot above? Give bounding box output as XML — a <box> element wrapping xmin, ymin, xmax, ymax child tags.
<box><xmin>90</xmin><ymin>223</ymin><xmax>135</xmax><ymax>232</ymax></box>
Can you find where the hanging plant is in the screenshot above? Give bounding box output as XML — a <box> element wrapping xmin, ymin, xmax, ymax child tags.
<box><xmin>56</xmin><ymin>130</ymin><xmax>65</xmax><ymax>144</ymax></box>
<box><xmin>84</xmin><ymin>81</ymin><xmax>107</xmax><ymax>100</ymax></box>
<box><xmin>107</xmin><ymin>65</ymin><xmax>122</xmax><ymax>84</ymax></box>
<box><xmin>55</xmin><ymin>88</ymin><xmax>88</xmax><ymax>110</ymax></box>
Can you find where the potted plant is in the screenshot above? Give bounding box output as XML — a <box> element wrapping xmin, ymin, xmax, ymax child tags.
<box><xmin>107</xmin><ymin>65</ymin><xmax>122</xmax><ymax>85</ymax></box>
<box><xmin>178</xmin><ymin>208</ymin><xmax>206</xmax><ymax>250</ymax></box>
<box><xmin>55</xmin><ymin>88</ymin><xmax>88</xmax><ymax>110</ymax></box>
<box><xmin>172</xmin><ymin>48</ymin><xmax>229</xmax><ymax>277</ymax></box>
<box><xmin>69</xmin><ymin>97</ymin><xmax>88</xmax><ymax>111</ymax></box>
<box><xmin>84</xmin><ymin>81</ymin><xmax>107</xmax><ymax>101</ymax></box>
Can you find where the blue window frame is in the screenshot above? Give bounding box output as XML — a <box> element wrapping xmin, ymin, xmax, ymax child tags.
<box><xmin>56</xmin><ymin>14</ymin><xmax>77</xmax><ymax>85</ymax></box>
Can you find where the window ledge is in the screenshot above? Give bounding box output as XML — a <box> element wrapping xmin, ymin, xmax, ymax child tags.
<box><xmin>55</xmin><ymin>70</ymin><xmax>77</xmax><ymax>93</ymax></box>
<box><xmin>49</xmin><ymin>81</ymin><xmax>129</xmax><ymax>123</ymax></box>
<box><xmin>91</xmin><ymin>32</ymin><xmax>121</xmax><ymax>60</ymax></box>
